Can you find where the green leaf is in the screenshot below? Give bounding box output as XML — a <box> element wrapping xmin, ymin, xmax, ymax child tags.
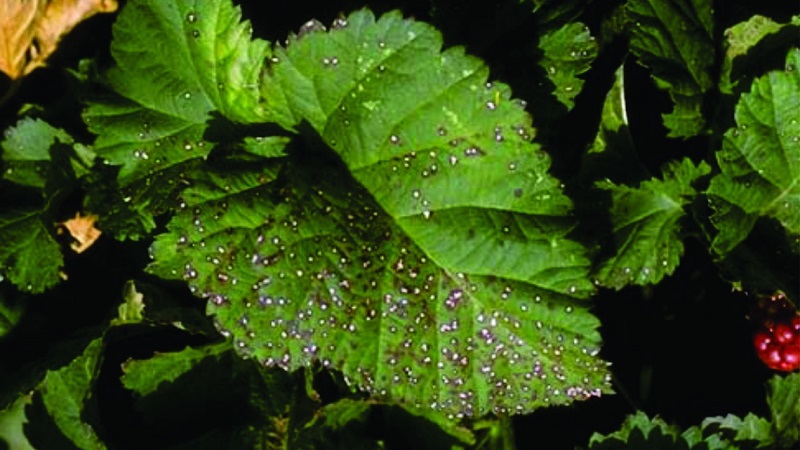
<box><xmin>151</xmin><ymin>8</ymin><xmax>611</xmax><ymax>421</ymax></box>
<box><xmin>114</xmin><ymin>280</ymin><xmax>146</xmax><ymax>324</ymax></box>
<box><xmin>719</xmin><ymin>15</ymin><xmax>800</xmax><ymax>95</ymax></box>
<box><xmin>587</xmin><ymin>412</ymin><xmax>688</xmax><ymax>449</ymax></box>
<box><xmin>0</xmin><ymin>208</ymin><xmax>63</xmax><ymax>293</ymax></box>
<box><xmin>592</xmin><ymin>158</ymin><xmax>709</xmax><ymax>289</ymax></box>
<box><xmin>627</xmin><ymin>0</ymin><xmax>715</xmax><ymax>138</ymax></box>
<box><xmin>1</xmin><ymin>118</ymin><xmax>73</xmax><ymax>189</ymax></box>
<box><xmin>538</xmin><ymin>22</ymin><xmax>598</xmax><ymax>110</ymax></box>
<box><xmin>707</xmin><ymin>48</ymin><xmax>800</xmax><ymax>257</ymax></box>
<box><xmin>0</xmin><ymin>395</ymin><xmax>35</xmax><ymax>450</ymax></box>
<box><xmin>701</xmin><ymin>413</ymin><xmax>773</xmax><ymax>447</ymax></box>
<box><xmin>31</xmin><ymin>338</ymin><xmax>105</xmax><ymax>450</ymax></box>
<box><xmin>682</xmin><ymin>425</ymin><xmax>738</xmax><ymax>450</ymax></box>
<box><xmin>121</xmin><ymin>342</ymin><xmax>230</xmax><ymax>397</ymax></box>
<box><xmin>303</xmin><ymin>398</ymin><xmax>371</xmax><ymax>431</ymax></box>
<box><xmin>581</xmin><ymin>64</ymin><xmax>648</xmax><ymax>184</ymax></box>
<box><xmin>767</xmin><ymin>373</ymin><xmax>800</xmax><ymax>447</ymax></box>
<box><xmin>241</xmin><ymin>136</ymin><xmax>291</xmax><ymax>159</ymax></box>
<box><xmin>0</xmin><ymin>289</ymin><xmax>26</xmax><ymax>338</ymax></box>
<box><xmin>82</xmin><ymin>0</ymin><xmax>271</xmax><ymax>238</ymax></box>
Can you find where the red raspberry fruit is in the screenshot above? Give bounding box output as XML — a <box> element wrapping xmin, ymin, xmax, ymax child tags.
<box><xmin>753</xmin><ymin>313</ymin><xmax>800</xmax><ymax>372</ymax></box>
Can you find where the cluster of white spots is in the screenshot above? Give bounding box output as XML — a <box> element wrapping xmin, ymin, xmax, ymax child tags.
<box><xmin>166</xmin><ymin>25</ymin><xmax>614</xmax><ymax>418</ymax></box>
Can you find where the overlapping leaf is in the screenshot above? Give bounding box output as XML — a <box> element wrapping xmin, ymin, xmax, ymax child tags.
<box><xmin>719</xmin><ymin>15</ymin><xmax>800</xmax><ymax>95</ymax></box>
<box><xmin>2</xmin><ymin>118</ymin><xmax>74</xmax><ymax>189</ymax></box>
<box><xmin>28</xmin><ymin>338</ymin><xmax>105</xmax><ymax>449</ymax></box>
<box><xmin>593</xmin><ymin>158</ymin><xmax>709</xmax><ymax>289</ymax></box>
<box><xmin>0</xmin><ymin>208</ymin><xmax>63</xmax><ymax>293</ymax></box>
<box><xmin>707</xmin><ymin>48</ymin><xmax>800</xmax><ymax>256</ymax></box>
<box><xmin>0</xmin><ymin>0</ymin><xmax>118</xmax><ymax>80</ymax></box>
<box><xmin>627</xmin><ymin>0</ymin><xmax>715</xmax><ymax>138</ymax></box>
<box><xmin>82</xmin><ymin>0</ymin><xmax>270</xmax><ymax>238</ymax></box>
<box><xmin>538</xmin><ymin>22</ymin><xmax>598</xmax><ymax>110</ymax></box>
<box><xmin>0</xmin><ymin>117</ymin><xmax>92</xmax><ymax>292</ymax></box>
<box><xmin>151</xmin><ymin>9</ymin><xmax>611</xmax><ymax>421</ymax></box>
<box><xmin>587</xmin><ymin>374</ymin><xmax>800</xmax><ymax>449</ymax></box>
<box><xmin>121</xmin><ymin>342</ymin><xmax>230</xmax><ymax>396</ymax></box>
<box><xmin>581</xmin><ymin>64</ymin><xmax>647</xmax><ymax>184</ymax></box>
<box><xmin>766</xmin><ymin>372</ymin><xmax>799</xmax><ymax>446</ymax></box>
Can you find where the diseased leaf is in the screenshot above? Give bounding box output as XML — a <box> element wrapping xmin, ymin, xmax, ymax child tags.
<box><xmin>82</xmin><ymin>0</ymin><xmax>271</xmax><ymax>238</ymax></box>
<box><xmin>29</xmin><ymin>338</ymin><xmax>105</xmax><ymax>450</ymax></box>
<box><xmin>0</xmin><ymin>208</ymin><xmax>63</xmax><ymax>293</ymax></box>
<box><xmin>593</xmin><ymin>158</ymin><xmax>710</xmax><ymax>289</ymax></box>
<box><xmin>538</xmin><ymin>22</ymin><xmax>598</xmax><ymax>110</ymax></box>
<box><xmin>707</xmin><ymin>48</ymin><xmax>800</xmax><ymax>257</ymax></box>
<box><xmin>121</xmin><ymin>342</ymin><xmax>230</xmax><ymax>397</ymax></box>
<box><xmin>151</xmin><ymin>9</ymin><xmax>611</xmax><ymax>423</ymax></box>
<box><xmin>58</xmin><ymin>213</ymin><xmax>101</xmax><ymax>254</ymax></box>
<box><xmin>627</xmin><ymin>0</ymin><xmax>715</xmax><ymax>138</ymax></box>
<box><xmin>0</xmin><ymin>0</ymin><xmax>118</xmax><ymax>80</ymax></box>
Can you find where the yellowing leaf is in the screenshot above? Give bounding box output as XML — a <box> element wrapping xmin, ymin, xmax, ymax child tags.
<box><xmin>0</xmin><ymin>0</ymin><xmax>117</xmax><ymax>80</ymax></box>
<box><xmin>59</xmin><ymin>212</ymin><xmax>101</xmax><ymax>253</ymax></box>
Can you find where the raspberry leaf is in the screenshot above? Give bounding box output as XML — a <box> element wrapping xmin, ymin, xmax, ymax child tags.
<box><xmin>150</xmin><ymin>8</ymin><xmax>611</xmax><ymax>421</ymax></box>
<box><xmin>768</xmin><ymin>372</ymin><xmax>800</xmax><ymax>446</ymax></box>
<box><xmin>538</xmin><ymin>22</ymin><xmax>598</xmax><ymax>110</ymax></box>
<box><xmin>720</xmin><ymin>15</ymin><xmax>800</xmax><ymax>96</ymax></box>
<box><xmin>26</xmin><ymin>338</ymin><xmax>105</xmax><ymax>449</ymax></box>
<box><xmin>82</xmin><ymin>0</ymin><xmax>271</xmax><ymax>239</ymax></box>
<box><xmin>707</xmin><ymin>48</ymin><xmax>800</xmax><ymax>257</ymax></box>
<box><xmin>0</xmin><ymin>208</ymin><xmax>63</xmax><ymax>293</ymax></box>
<box><xmin>627</xmin><ymin>0</ymin><xmax>715</xmax><ymax>138</ymax></box>
<box><xmin>121</xmin><ymin>342</ymin><xmax>230</xmax><ymax>397</ymax></box>
<box><xmin>592</xmin><ymin>158</ymin><xmax>710</xmax><ymax>289</ymax></box>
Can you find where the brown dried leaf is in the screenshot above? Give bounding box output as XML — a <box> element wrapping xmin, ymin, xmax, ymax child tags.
<box><xmin>59</xmin><ymin>212</ymin><xmax>101</xmax><ymax>253</ymax></box>
<box><xmin>0</xmin><ymin>0</ymin><xmax>117</xmax><ymax>80</ymax></box>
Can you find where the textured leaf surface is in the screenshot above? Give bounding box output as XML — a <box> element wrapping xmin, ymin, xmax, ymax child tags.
<box><xmin>627</xmin><ymin>0</ymin><xmax>714</xmax><ymax>137</ymax></box>
<box><xmin>701</xmin><ymin>414</ymin><xmax>773</xmax><ymax>447</ymax></box>
<box><xmin>593</xmin><ymin>159</ymin><xmax>709</xmax><ymax>289</ymax></box>
<box><xmin>768</xmin><ymin>372</ymin><xmax>800</xmax><ymax>446</ymax></box>
<box><xmin>0</xmin><ymin>208</ymin><xmax>63</xmax><ymax>293</ymax></box>
<box><xmin>719</xmin><ymin>15</ymin><xmax>799</xmax><ymax>95</ymax></box>
<box><xmin>121</xmin><ymin>342</ymin><xmax>230</xmax><ymax>396</ymax></box>
<box><xmin>538</xmin><ymin>22</ymin><xmax>598</xmax><ymax>110</ymax></box>
<box><xmin>587</xmin><ymin>412</ymin><xmax>684</xmax><ymax>449</ymax></box>
<box><xmin>1</xmin><ymin>118</ymin><xmax>72</xmax><ymax>189</ymax></box>
<box><xmin>707</xmin><ymin>48</ymin><xmax>800</xmax><ymax>256</ymax></box>
<box><xmin>35</xmin><ymin>338</ymin><xmax>105</xmax><ymax>449</ymax></box>
<box><xmin>151</xmin><ymin>9</ymin><xmax>611</xmax><ymax>420</ymax></box>
<box><xmin>82</xmin><ymin>0</ymin><xmax>270</xmax><ymax>238</ymax></box>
